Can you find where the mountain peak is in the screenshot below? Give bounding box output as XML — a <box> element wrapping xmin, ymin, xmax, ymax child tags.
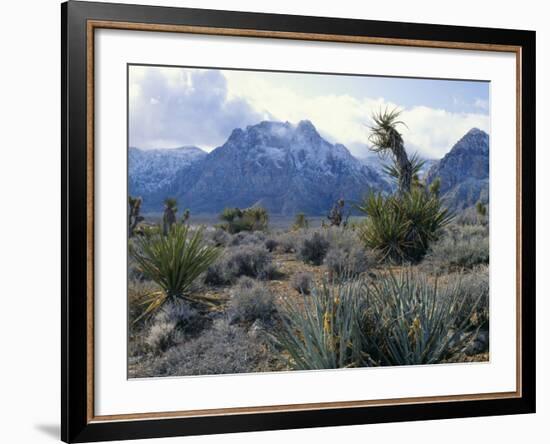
<box><xmin>296</xmin><ymin>119</ymin><xmax>317</xmax><ymax>132</ymax></box>
<box><xmin>449</xmin><ymin>128</ymin><xmax>489</xmax><ymax>157</ymax></box>
<box><xmin>465</xmin><ymin>127</ymin><xmax>484</xmax><ymax>136</ymax></box>
<box><xmin>173</xmin><ymin>145</ymin><xmax>206</xmax><ymax>153</ymax></box>
<box><xmin>425</xmin><ymin>128</ymin><xmax>489</xmax><ymax>210</ymax></box>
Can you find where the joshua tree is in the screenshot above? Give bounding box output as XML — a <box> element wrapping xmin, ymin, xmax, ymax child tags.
<box><xmin>369</xmin><ymin>108</ymin><xmax>412</xmax><ymax>196</ymax></box>
<box><xmin>429</xmin><ymin>177</ymin><xmax>441</xmax><ymax>198</ymax></box>
<box><xmin>219</xmin><ymin>207</ymin><xmax>269</xmax><ymax>233</ymax></box>
<box><xmin>220</xmin><ymin>207</ymin><xmax>242</xmax><ymax>224</ymax></box>
<box><xmin>181</xmin><ymin>208</ymin><xmax>191</xmax><ymax>225</ymax></box>
<box><xmin>327</xmin><ymin>199</ymin><xmax>345</xmax><ymax>226</ymax></box>
<box><xmin>476</xmin><ymin>201</ymin><xmax>487</xmax><ymax>217</ymax></box>
<box><xmin>245</xmin><ymin>207</ymin><xmax>269</xmax><ymax>231</ymax></box>
<box><xmin>128</xmin><ymin>196</ymin><xmax>144</xmax><ymax>237</ymax></box>
<box><xmin>292</xmin><ymin>212</ymin><xmax>309</xmax><ymax>230</ymax></box>
<box><xmin>162</xmin><ymin>198</ymin><xmax>178</xmax><ymax>236</ymax></box>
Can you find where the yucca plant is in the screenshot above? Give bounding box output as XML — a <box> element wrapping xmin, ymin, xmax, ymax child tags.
<box><xmin>365</xmin><ymin>270</ymin><xmax>482</xmax><ymax>365</ymax></box>
<box><xmin>357</xmin><ymin>192</ymin><xmax>411</xmax><ymax>262</ymax></box>
<box><xmin>273</xmin><ymin>280</ymin><xmax>369</xmax><ymax>370</ymax></box>
<box><xmin>130</xmin><ymin>224</ymin><xmax>221</xmax><ymax>320</ymax></box>
<box><xmin>357</xmin><ymin>188</ymin><xmax>453</xmax><ymax>263</ymax></box>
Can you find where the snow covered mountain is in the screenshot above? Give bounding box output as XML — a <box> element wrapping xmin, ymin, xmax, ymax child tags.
<box><xmin>128</xmin><ymin>146</ymin><xmax>207</xmax><ymax>197</ymax></box>
<box><xmin>425</xmin><ymin>128</ymin><xmax>489</xmax><ymax>210</ymax></box>
<box><xmin>128</xmin><ymin>122</ymin><xmax>490</xmax><ymax>216</ymax></box>
<box><xmin>131</xmin><ymin>120</ymin><xmax>389</xmax><ymax>215</ymax></box>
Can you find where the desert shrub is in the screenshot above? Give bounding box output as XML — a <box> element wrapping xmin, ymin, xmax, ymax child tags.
<box><xmin>273</xmin><ymin>280</ymin><xmax>368</xmax><ymax>370</ymax></box>
<box><xmin>151</xmin><ymin>318</ymin><xmax>273</xmax><ymax>376</ymax></box>
<box><xmin>219</xmin><ymin>207</ymin><xmax>269</xmax><ymax>233</ymax></box>
<box><xmin>259</xmin><ymin>262</ymin><xmax>280</xmax><ymax>280</ymax></box>
<box><xmin>364</xmin><ymin>270</ymin><xmax>482</xmax><ymax>366</ymax></box>
<box><xmin>145</xmin><ymin>321</ymin><xmax>177</xmax><ymax>354</ymax></box>
<box><xmin>265</xmin><ymin>238</ymin><xmax>278</xmax><ymax>252</ymax></box>
<box><xmin>204</xmin><ymin>245</ymin><xmax>277</xmax><ymax>286</ymax></box>
<box><xmin>208</xmin><ymin>227</ymin><xmax>231</xmax><ymax>247</ymax></box>
<box><xmin>203</xmin><ymin>260</ymin><xmax>231</xmax><ymax>286</ymax></box>
<box><xmin>224</xmin><ymin>245</ymin><xmax>273</xmax><ymax>279</ymax></box>
<box><xmin>454</xmin><ymin>266</ymin><xmax>489</xmax><ymax>329</ymax></box>
<box><xmin>298</xmin><ymin>231</ymin><xmax>330</xmax><ymax>265</ymax></box>
<box><xmin>230</xmin><ymin>230</ymin><xmax>266</xmax><ymax>246</ymax></box>
<box><xmin>154</xmin><ymin>300</ymin><xmax>202</xmax><ymax>335</ymax></box>
<box><xmin>357</xmin><ymin>189</ymin><xmax>453</xmax><ymax>263</ymax></box>
<box><xmin>324</xmin><ymin>244</ymin><xmax>374</xmax><ymax>279</ymax></box>
<box><xmin>277</xmin><ymin>232</ymin><xmax>299</xmax><ymax>253</ymax></box>
<box><xmin>130</xmin><ymin>225</ymin><xmax>221</xmax><ymax>319</ymax></box>
<box><xmin>228</xmin><ymin>278</ymin><xmax>277</xmax><ymax>325</ymax></box>
<box><xmin>422</xmin><ymin>224</ymin><xmax>489</xmax><ymax>273</ymax></box>
<box><xmin>291</xmin><ymin>272</ymin><xmax>312</xmax><ymax>294</ymax></box>
<box><xmin>455</xmin><ymin>205</ymin><xmax>489</xmax><ymax>226</ymax></box>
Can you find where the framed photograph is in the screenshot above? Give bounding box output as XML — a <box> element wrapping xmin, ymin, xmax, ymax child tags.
<box><xmin>62</xmin><ymin>1</ymin><xmax>536</xmax><ymax>442</ymax></box>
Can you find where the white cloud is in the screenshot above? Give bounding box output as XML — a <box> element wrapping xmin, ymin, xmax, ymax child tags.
<box><xmin>474</xmin><ymin>98</ymin><xmax>489</xmax><ymax>111</ymax></box>
<box><xmin>129</xmin><ymin>67</ymin><xmax>490</xmax><ymax>158</ymax></box>
<box><xmin>224</xmin><ymin>71</ymin><xmax>490</xmax><ymax>159</ymax></box>
<box><xmin>129</xmin><ymin>66</ymin><xmax>263</xmax><ymax>150</ymax></box>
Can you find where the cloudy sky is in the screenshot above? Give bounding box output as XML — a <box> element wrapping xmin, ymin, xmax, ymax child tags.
<box><xmin>129</xmin><ymin>65</ymin><xmax>490</xmax><ymax>159</ymax></box>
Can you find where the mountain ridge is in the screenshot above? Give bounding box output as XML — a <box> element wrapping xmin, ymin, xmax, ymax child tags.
<box><xmin>129</xmin><ymin>121</ymin><xmax>489</xmax><ymax>215</ymax></box>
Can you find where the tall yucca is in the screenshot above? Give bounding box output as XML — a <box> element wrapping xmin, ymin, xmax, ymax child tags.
<box><xmin>369</xmin><ymin>108</ymin><xmax>412</xmax><ymax>195</ymax></box>
<box><xmin>130</xmin><ymin>224</ymin><xmax>221</xmax><ymax>320</ymax></box>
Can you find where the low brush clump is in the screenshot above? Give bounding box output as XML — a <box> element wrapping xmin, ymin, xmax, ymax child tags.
<box><xmin>204</xmin><ymin>245</ymin><xmax>277</xmax><ymax>285</ymax></box>
<box><xmin>143</xmin><ymin>301</ymin><xmax>203</xmax><ymax>355</ymax></box>
<box><xmin>453</xmin><ymin>265</ymin><xmax>489</xmax><ymax>329</ymax></box>
<box><xmin>324</xmin><ymin>242</ymin><xmax>375</xmax><ymax>279</ymax></box>
<box><xmin>229</xmin><ymin>230</ymin><xmax>266</xmax><ymax>247</ymax></box>
<box><xmin>264</xmin><ymin>238</ymin><xmax>278</xmax><ymax>252</ymax></box>
<box><xmin>291</xmin><ymin>272</ymin><xmax>313</xmax><ymax>294</ymax></box>
<box><xmin>207</xmin><ymin>228</ymin><xmax>231</xmax><ymax>247</ymax></box>
<box><xmin>422</xmin><ymin>224</ymin><xmax>489</xmax><ymax>274</ymax></box>
<box><xmin>150</xmin><ymin>318</ymin><xmax>275</xmax><ymax>377</ymax></box>
<box><xmin>298</xmin><ymin>231</ymin><xmax>330</xmax><ymax>265</ymax></box>
<box><xmin>276</xmin><ymin>232</ymin><xmax>300</xmax><ymax>253</ymax></box>
<box><xmin>228</xmin><ymin>277</ymin><xmax>278</xmax><ymax>325</ymax></box>
<box><xmin>225</xmin><ymin>245</ymin><xmax>275</xmax><ymax>279</ymax></box>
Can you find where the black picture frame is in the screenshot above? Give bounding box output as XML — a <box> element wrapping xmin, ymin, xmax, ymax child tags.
<box><xmin>61</xmin><ymin>1</ymin><xmax>536</xmax><ymax>442</ymax></box>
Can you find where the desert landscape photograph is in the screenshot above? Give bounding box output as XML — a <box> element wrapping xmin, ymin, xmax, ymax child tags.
<box><xmin>127</xmin><ymin>65</ymin><xmax>490</xmax><ymax>378</ymax></box>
